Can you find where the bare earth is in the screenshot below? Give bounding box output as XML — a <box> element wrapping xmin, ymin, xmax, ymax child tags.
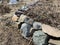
<box><xmin>0</xmin><ymin>0</ymin><xmax>60</xmax><ymax>45</ymax></box>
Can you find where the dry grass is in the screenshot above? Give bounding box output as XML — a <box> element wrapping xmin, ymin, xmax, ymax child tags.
<box><xmin>0</xmin><ymin>4</ymin><xmax>11</xmax><ymax>15</ymax></box>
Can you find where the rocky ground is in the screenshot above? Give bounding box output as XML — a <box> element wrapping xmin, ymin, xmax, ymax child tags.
<box><xmin>0</xmin><ymin>0</ymin><xmax>60</xmax><ymax>45</ymax></box>
<box><xmin>0</xmin><ymin>8</ymin><xmax>32</xmax><ymax>45</ymax></box>
<box><xmin>25</xmin><ymin>0</ymin><xmax>60</xmax><ymax>30</ymax></box>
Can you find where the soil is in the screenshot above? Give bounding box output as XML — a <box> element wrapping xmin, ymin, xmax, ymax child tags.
<box><xmin>0</xmin><ymin>0</ymin><xmax>60</xmax><ymax>45</ymax></box>
<box><xmin>25</xmin><ymin>0</ymin><xmax>60</xmax><ymax>30</ymax></box>
<box><xmin>0</xmin><ymin>10</ymin><xmax>32</xmax><ymax>45</ymax></box>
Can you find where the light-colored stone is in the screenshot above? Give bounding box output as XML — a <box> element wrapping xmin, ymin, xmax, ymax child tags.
<box><xmin>18</xmin><ymin>14</ymin><xmax>28</xmax><ymax>23</ymax></box>
<box><xmin>33</xmin><ymin>22</ymin><xmax>42</xmax><ymax>29</ymax></box>
<box><xmin>42</xmin><ymin>24</ymin><xmax>60</xmax><ymax>37</ymax></box>
<box><xmin>12</xmin><ymin>15</ymin><xmax>18</xmax><ymax>22</ymax></box>
<box><xmin>8</xmin><ymin>0</ymin><xmax>18</xmax><ymax>4</ymax></box>
<box><xmin>21</xmin><ymin>6</ymin><xmax>29</xmax><ymax>11</ymax></box>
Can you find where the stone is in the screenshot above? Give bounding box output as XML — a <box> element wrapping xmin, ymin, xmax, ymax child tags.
<box><xmin>42</xmin><ymin>24</ymin><xmax>60</xmax><ymax>37</ymax></box>
<box><xmin>8</xmin><ymin>0</ymin><xmax>18</xmax><ymax>4</ymax></box>
<box><xmin>15</xmin><ymin>11</ymin><xmax>23</xmax><ymax>17</ymax></box>
<box><xmin>12</xmin><ymin>15</ymin><xmax>18</xmax><ymax>22</ymax></box>
<box><xmin>33</xmin><ymin>22</ymin><xmax>42</xmax><ymax>29</ymax></box>
<box><xmin>18</xmin><ymin>14</ymin><xmax>28</xmax><ymax>23</ymax></box>
<box><xmin>33</xmin><ymin>30</ymin><xmax>47</xmax><ymax>45</ymax></box>
<box><xmin>0</xmin><ymin>0</ymin><xmax>2</xmax><ymax>4</ymax></box>
<box><xmin>20</xmin><ymin>23</ymin><xmax>31</xmax><ymax>39</ymax></box>
<box><xmin>20</xmin><ymin>6</ymin><xmax>29</xmax><ymax>11</ymax></box>
<box><xmin>24</xmin><ymin>18</ymin><xmax>34</xmax><ymax>25</ymax></box>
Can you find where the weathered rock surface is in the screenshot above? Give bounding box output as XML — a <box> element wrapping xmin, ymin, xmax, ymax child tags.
<box><xmin>33</xmin><ymin>30</ymin><xmax>47</xmax><ymax>45</ymax></box>
<box><xmin>20</xmin><ymin>23</ymin><xmax>31</xmax><ymax>38</ymax></box>
<box><xmin>33</xmin><ymin>22</ymin><xmax>42</xmax><ymax>29</ymax></box>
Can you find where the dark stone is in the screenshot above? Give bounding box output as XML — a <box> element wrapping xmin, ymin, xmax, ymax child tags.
<box><xmin>15</xmin><ymin>11</ymin><xmax>23</xmax><ymax>17</ymax></box>
<box><xmin>18</xmin><ymin>22</ymin><xmax>24</xmax><ymax>29</ymax></box>
<box><xmin>20</xmin><ymin>23</ymin><xmax>31</xmax><ymax>39</ymax></box>
<box><xmin>33</xmin><ymin>30</ymin><xmax>49</xmax><ymax>45</ymax></box>
<box><xmin>24</xmin><ymin>18</ymin><xmax>34</xmax><ymax>25</ymax></box>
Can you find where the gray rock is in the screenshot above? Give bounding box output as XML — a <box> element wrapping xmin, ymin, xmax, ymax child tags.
<box><xmin>24</xmin><ymin>18</ymin><xmax>34</xmax><ymax>25</ymax></box>
<box><xmin>33</xmin><ymin>30</ymin><xmax>47</xmax><ymax>45</ymax></box>
<box><xmin>18</xmin><ymin>14</ymin><xmax>27</xmax><ymax>23</ymax></box>
<box><xmin>21</xmin><ymin>6</ymin><xmax>29</xmax><ymax>11</ymax></box>
<box><xmin>33</xmin><ymin>22</ymin><xmax>42</xmax><ymax>29</ymax></box>
<box><xmin>8</xmin><ymin>0</ymin><xmax>18</xmax><ymax>4</ymax></box>
<box><xmin>0</xmin><ymin>0</ymin><xmax>2</xmax><ymax>4</ymax></box>
<box><xmin>20</xmin><ymin>23</ymin><xmax>31</xmax><ymax>39</ymax></box>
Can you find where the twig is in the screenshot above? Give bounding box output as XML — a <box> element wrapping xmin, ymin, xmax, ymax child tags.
<box><xmin>28</xmin><ymin>37</ymin><xmax>32</xmax><ymax>45</ymax></box>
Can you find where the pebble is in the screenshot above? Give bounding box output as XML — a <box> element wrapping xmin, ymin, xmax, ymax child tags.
<box><xmin>24</xmin><ymin>18</ymin><xmax>34</xmax><ymax>25</ymax></box>
<box><xmin>20</xmin><ymin>6</ymin><xmax>29</xmax><ymax>11</ymax></box>
<box><xmin>15</xmin><ymin>11</ymin><xmax>23</xmax><ymax>17</ymax></box>
<box><xmin>18</xmin><ymin>14</ymin><xmax>27</xmax><ymax>23</ymax></box>
<box><xmin>20</xmin><ymin>23</ymin><xmax>31</xmax><ymax>39</ymax></box>
<box><xmin>33</xmin><ymin>30</ymin><xmax>47</xmax><ymax>45</ymax></box>
<box><xmin>33</xmin><ymin>22</ymin><xmax>42</xmax><ymax>29</ymax></box>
